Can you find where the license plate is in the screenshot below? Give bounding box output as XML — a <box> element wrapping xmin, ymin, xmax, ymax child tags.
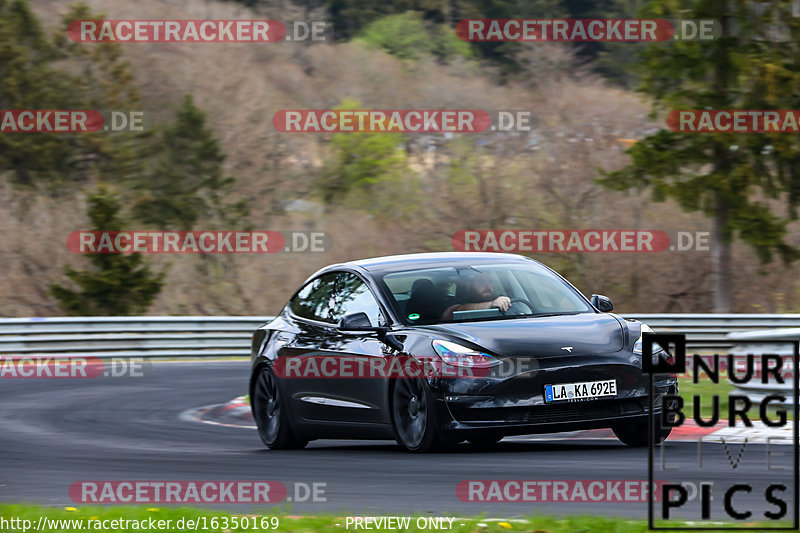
<box><xmin>544</xmin><ymin>379</ymin><xmax>617</xmax><ymax>402</ymax></box>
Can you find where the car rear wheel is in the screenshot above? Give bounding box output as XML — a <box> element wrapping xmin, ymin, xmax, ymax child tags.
<box><xmin>251</xmin><ymin>366</ymin><xmax>307</xmax><ymax>450</ymax></box>
<box><xmin>392</xmin><ymin>378</ymin><xmax>449</xmax><ymax>452</ymax></box>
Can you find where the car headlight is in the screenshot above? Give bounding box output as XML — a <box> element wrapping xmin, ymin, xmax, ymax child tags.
<box><xmin>432</xmin><ymin>339</ymin><xmax>501</xmax><ymax>368</ymax></box>
<box><xmin>633</xmin><ymin>324</ymin><xmax>658</xmax><ymax>355</ymax></box>
<box><xmin>633</xmin><ymin>324</ymin><xmax>673</xmax><ymax>362</ymax></box>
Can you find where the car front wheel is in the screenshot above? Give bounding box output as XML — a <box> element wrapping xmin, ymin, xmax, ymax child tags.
<box><xmin>613</xmin><ymin>419</ymin><xmax>672</xmax><ymax>447</ymax></box>
<box><xmin>391</xmin><ymin>378</ymin><xmax>451</xmax><ymax>452</ymax></box>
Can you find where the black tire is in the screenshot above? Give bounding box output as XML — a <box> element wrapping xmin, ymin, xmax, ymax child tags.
<box><xmin>251</xmin><ymin>366</ymin><xmax>307</xmax><ymax>450</ymax></box>
<box><xmin>614</xmin><ymin>386</ymin><xmax>678</xmax><ymax>446</ymax></box>
<box><xmin>613</xmin><ymin>419</ymin><xmax>672</xmax><ymax>447</ymax></box>
<box><xmin>391</xmin><ymin>378</ymin><xmax>450</xmax><ymax>452</ymax></box>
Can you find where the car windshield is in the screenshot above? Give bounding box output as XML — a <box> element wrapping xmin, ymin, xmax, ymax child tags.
<box><xmin>379</xmin><ymin>262</ymin><xmax>594</xmax><ymax>325</ymax></box>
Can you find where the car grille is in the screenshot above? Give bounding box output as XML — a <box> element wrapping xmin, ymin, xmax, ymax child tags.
<box><xmin>452</xmin><ymin>398</ymin><xmax>647</xmax><ymax>424</ymax></box>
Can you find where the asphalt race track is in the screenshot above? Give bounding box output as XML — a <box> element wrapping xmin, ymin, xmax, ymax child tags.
<box><xmin>0</xmin><ymin>361</ymin><xmax>795</xmax><ymax>522</ymax></box>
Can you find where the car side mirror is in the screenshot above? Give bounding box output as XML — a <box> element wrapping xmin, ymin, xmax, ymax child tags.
<box><xmin>337</xmin><ymin>313</ymin><xmax>403</xmax><ymax>351</ymax></box>
<box><xmin>591</xmin><ymin>294</ymin><xmax>614</xmax><ymax>312</ymax></box>
<box><xmin>338</xmin><ymin>312</ymin><xmax>375</xmax><ymax>330</ymax></box>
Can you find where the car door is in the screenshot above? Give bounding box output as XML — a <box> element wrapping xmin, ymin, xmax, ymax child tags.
<box><xmin>277</xmin><ymin>271</ymin><xmax>390</xmax><ymax>424</ymax></box>
<box><xmin>277</xmin><ymin>272</ymin><xmax>343</xmax><ymax>422</ymax></box>
<box><xmin>322</xmin><ymin>271</ymin><xmax>391</xmax><ymax>424</ymax></box>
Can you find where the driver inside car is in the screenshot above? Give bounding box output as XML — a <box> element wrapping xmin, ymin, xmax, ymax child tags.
<box><xmin>441</xmin><ymin>272</ymin><xmax>511</xmax><ymax>321</ymax></box>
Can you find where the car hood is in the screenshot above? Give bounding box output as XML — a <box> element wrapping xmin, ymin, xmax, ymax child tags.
<box><xmin>419</xmin><ymin>313</ymin><xmax>625</xmax><ymax>357</ymax></box>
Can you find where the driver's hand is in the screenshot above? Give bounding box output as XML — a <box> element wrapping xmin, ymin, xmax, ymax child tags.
<box><xmin>491</xmin><ymin>296</ymin><xmax>511</xmax><ymax>312</ymax></box>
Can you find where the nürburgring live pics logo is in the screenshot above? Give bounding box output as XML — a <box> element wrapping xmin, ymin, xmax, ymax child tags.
<box><xmin>643</xmin><ymin>333</ymin><xmax>799</xmax><ymax>530</ymax></box>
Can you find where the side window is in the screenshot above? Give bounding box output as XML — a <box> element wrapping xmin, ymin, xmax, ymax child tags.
<box><xmin>289</xmin><ymin>273</ymin><xmax>338</xmax><ymax>323</ymax></box>
<box><xmin>329</xmin><ymin>273</ymin><xmax>382</xmax><ymax>326</ymax></box>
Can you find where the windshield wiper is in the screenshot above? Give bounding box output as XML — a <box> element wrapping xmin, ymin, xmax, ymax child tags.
<box><xmin>500</xmin><ymin>311</ymin><xmax>583</xmax><ymax>319</ymax></box>
<box><xmin>436</xmin><ymin>311</ymin><xmax>585</xmax><ymax>324</ymax></box>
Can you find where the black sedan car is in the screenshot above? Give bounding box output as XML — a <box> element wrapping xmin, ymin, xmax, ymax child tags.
<box><xmin>249</xmin><ymin>252</ymin><xmax>677</xmax><ymax>452</ymax></box>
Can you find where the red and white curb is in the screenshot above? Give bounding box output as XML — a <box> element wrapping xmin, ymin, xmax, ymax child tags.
<box><xmin>179</xmin><ymin>395</ymin><xmax>256</xmax><ymax>429</ymax></box>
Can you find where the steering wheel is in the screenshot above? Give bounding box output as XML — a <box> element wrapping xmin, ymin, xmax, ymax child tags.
<box><xmin>501</xmin><ymin>298</ymin><xmax>535</xmax><ymax>315</ymax></box>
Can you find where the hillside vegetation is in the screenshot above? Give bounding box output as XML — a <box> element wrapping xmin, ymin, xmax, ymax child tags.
<box><xmin>3</xmin><ymin>0</ymin><xmax>799</xmax><ymax>316</ymax></box>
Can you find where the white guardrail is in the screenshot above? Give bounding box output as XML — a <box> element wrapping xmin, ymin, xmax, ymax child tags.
<box><xmin>0</xmin><ymin>314</ymin><xmax>799</xmax><ymax>358</ymax></box>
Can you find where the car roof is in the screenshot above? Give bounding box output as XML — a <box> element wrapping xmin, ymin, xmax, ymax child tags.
<box><xmin>330</xmin><ymin>252</ymin><xmax>538</xmax><ymax>274</ymax></box>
